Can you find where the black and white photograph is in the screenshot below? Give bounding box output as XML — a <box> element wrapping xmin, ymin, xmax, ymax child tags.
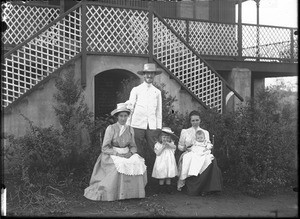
<box><xmin>1</xmin><ymin>0</ymin><xmax>298</xmax><ymax>217</ymax></box>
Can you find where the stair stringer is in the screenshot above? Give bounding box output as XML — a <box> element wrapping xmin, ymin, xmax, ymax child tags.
<box><xmin>2</xmin><ymin>2</ymin><xmax>82</xmax><ymax>108</ymax></box>
<box><xmin>152</xmin><ymin>12</ymin><xmax>243</xmax><ymax>113</ymax></box>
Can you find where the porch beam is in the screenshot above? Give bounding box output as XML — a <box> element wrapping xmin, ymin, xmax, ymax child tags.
<box><xmin>205</xmin><ymin>59</ymin><xmax>298</xmax><ymax>77</ymax></box>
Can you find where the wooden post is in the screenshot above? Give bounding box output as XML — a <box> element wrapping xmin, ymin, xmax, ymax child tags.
<box><xmin>186</xmin><ymin>19</ymin><xmax>189</xmax><ymax>44</ymax></box>
<box><xmin>290</xmin><ymin>28</ymin><xmax>295</xmax><ymax>61</ymax></box>
<box><xmin>59</xmin><ymin>0</ymin><xmax>64</xmax><ymax>15</ymax></box>
<box><xmin>256</xmin><ymin>0</ymin><xmax>260</xmax><ymax>61</ymax></box>
<box><xmin>237</xmin><ymin>0</ymin><xmax>242</xmax><ymax>60</ymax></box>
<box><xmin>222</xmin><ymin>81</ymin><xmax>227</xmax><ymax>114</ymax></box>
<box><xmin>148</xmin><ymin>1</ymin><xmax>154</xmax><ymax>63</ymax></box>
<box><xmin>81</xmin><ymin>0</ymin><xmax>87</xmax><ymax>88</ymax></box>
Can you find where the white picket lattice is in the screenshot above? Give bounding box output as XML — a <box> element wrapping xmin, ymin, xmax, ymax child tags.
<box><xmin>189</xmin><ymin>21</ymin><xmax>238</xmax><ymax>57</ymax></box>
<box><xmin>2</xmin><ymin>7</ymin><xmax>81</xmax><ymax>107</ymax></box>
<box><xmin>153</xmin><ymin>16</ymin><xmax>223</xmax><ymax>113</ymax></box>
<box><xmin>165</xmin><ymin>18</ymin><xmax>187</xmax><ymax>40</ymax></box>
<box><xmin>86</xmin><ymin>5</ymin><xmax>149</xmax><ymax>54</ymax></box>
<box><xmin>2</xmin><ymin>3</ymin><xmax>60</xmax><ymax>45</ymax></box>
<box><xmin>293</xmin><ymin>30</ymin><xmax>298</xmax><ymax>60</ymax></box>
<box><xmin>242</xmin><ymin>24</ymin><xmax>294</xmax><ymax>60</ymax></box>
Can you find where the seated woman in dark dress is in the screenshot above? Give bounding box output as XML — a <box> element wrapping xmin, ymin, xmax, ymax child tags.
<box><xmin>177</xmin><ymin>110</ymin><xmax>223</xmax><ymax>196</ymax></box>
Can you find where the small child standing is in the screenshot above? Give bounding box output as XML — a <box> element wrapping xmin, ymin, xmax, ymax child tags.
<box><xmin>152</xmin><ymin>127</ymin><xmax>178</xmax><ymax>194</ymax></box>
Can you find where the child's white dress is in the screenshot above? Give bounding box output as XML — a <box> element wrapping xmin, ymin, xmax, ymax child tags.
<box><xmin>152</xmin><ymin>142</ymin><xmax>178</xmax><ymax>179</ymax></box>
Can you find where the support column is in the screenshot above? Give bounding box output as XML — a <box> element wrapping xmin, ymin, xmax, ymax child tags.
<box><xmin>252</xmin><ymin>77</ymin><xmax>265</xmax><ymax>98</ymax></box>
<box><xmin>226</xmin><ymin>68</ymin><xmax>251</xmax><ymax>112</ymax></box>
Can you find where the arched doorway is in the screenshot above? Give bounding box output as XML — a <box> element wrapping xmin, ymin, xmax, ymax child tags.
<box><xmin>94</xmin><ymin>69</ymin><xmax>139</xmax><ymax>119</ymax></box>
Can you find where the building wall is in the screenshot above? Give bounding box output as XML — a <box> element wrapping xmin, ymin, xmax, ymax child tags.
<box><xmin>85</xmin><ymin>55</ymin><xmax>203</xmax><ymax>115</ymax></box>
<box><xmin>2</xmin><ymin>61</ymin><xmax>82</xmax><ymax>138</ymax></box>
<box><xmin>3</xmin><ymin>55</ymin><xmax>203</xmax><ymax>139</ymax></box>
<box><xmin>177</xmin><ymin>0</ymin><xmax>235</xmax><ymax>22</ymax></box>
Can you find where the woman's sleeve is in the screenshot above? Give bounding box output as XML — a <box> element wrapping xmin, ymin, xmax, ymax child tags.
<box><xmin>204</xmin><ymin>130</ymin><xmax>211</xmax><ymax>143</ymax></box>
<box><xmin>178</xmin><ymin>129</ymin><xmax>186</xmax><ymax>151</ymax></box>
<box><xmin>126</xmin><ymin>87</ymin><xmax>137</xmax><ymax>126</ymax></box>
<box><xmin>101</xmin><ymin>125</ymin><xmax>117</xmax><ymax>155</ymax></box>
<box><xmin>204</xmin><ymin>130</ymin><xmax>213</xmax><ymax>149</ymax></box>
<box><xmin>128</xmin><ymin>126</ymin><xmax>137</xmax><ymax>154</ymax></box>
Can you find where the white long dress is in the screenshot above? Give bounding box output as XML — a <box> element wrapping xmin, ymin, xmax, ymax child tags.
<box><xmin>180</xmin><ymin>140</ymin><xmax>214</xmax><ymax>179</ymax></box>
<box><xmin>84</xmin><ymin>123</ymin><xmax>147</xmax><ymax>201</ymax></box>
<box><xmin>152</xmin><ymin>142</ymin><xmax>178</xmax><ymax>179</ymax></box>
<box><xmin>177</xmin><ymin>127</ymin><xmax>214</xmax><ymax>190</ymax></box>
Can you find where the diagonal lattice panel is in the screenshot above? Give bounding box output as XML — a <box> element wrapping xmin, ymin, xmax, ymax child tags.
<box><xmin>86</xmin><ymin>5</ymin><xmax>149</xmax><ymax>54</ymax></box>
<box><xmin>293</xmin><ymin>29</ymin><xmax>298</xmax><ymax>60</ymax></box>
<box><xmin>258</xmin><ymin>26</ymin><xmax>290</xmax><ymax>59</ymax></box>
<box><xmin>189</xmin><ymin>21</ymin><xmax>238</xmax><ymax>56</ymax></box>
<box><xmin>2</xmin><ymin>2</ymin><xmax>60</xmax><ymax>45</ymax></box>
<box><xmin>165</xmin><ymin>18</ymin><xmax>187</xmax><ymax>40</ymax></box>
<box><xmin>153</xmin><ymin>16</ymin><xmax>223</xmax><ymax>113</ymax></box>
<box><xmin>242</xmin><ymin>24</ymin><xmax>294</xmax><ymax>60</ymax></box>
<box><xmin>2</xmin><ymin>7</ymin><xmax>82</xmax><ymax>108</ymax></box>
<box><xmin>242</xmin><ymin>25</ymin><xmax>258</xmax><ymax>57</ymax></box>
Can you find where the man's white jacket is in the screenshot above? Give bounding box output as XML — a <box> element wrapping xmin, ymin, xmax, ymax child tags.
<box><xmin>126</xmin><ymin>82</ymin><xmax>162</xmax><ymax>130</ymax></box>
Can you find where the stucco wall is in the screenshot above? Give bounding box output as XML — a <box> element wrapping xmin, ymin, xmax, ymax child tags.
<box><xmin>227</xmin><ymin>68</ymin><xmax>252</xmax><ymax>111</ymax></box>
<box><xmin>86</xmin><ymin>55</ymin><xmax>203</xmax><ymax>115</ymax></box>
<box><xmin>2</xmin><ymin>61</ymin><xmax>82</xmax><ymax>138</ymax></box>
<box><xmin>3</xmin><ymin>55</ymin><xmax>203</xmax><ymax>139</ymax></box>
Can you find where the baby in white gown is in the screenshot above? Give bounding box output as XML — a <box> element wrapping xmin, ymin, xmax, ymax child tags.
<box><xmin>188</xmin><ymin>130</ymin><xmax>212</xmax><ymax>155</ymax></box>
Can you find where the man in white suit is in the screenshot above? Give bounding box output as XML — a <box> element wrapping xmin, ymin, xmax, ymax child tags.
<box><xmin>126</xmin><ymin>63</ymin><xmax>162</xmax><ymax>185</ymax></box>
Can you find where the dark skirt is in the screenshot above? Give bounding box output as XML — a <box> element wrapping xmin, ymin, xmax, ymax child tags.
<box><xmin>184</xmin><ymin>159</ymin><xmax>223</xmax><ymax>196</ymax></box>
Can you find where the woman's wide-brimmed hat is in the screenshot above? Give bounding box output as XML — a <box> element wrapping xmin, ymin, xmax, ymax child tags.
<box><xmin>111</xmin><ymin>102</ymin><xmax>131</xmax><ymax>116</ymax></box>
<box><xmin>161</xmin><ymin>127</ymin><xmax>178</xmax><ymax>139</ymax></box>
<box><xmin>137</xmin><ymin>63</ymin><xmax>162</xmax><ymax>75</ymax></box>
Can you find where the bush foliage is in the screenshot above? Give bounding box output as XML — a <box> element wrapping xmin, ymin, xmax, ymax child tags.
<box><xmin>5</xmin><ymin>71</ymin><xmax>297</xmax><ymax>201</ymax></box>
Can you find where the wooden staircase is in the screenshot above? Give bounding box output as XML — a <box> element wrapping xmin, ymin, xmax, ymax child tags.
<box><xmin>2</xmin><ymin>1</ymin><xmax>243</xmax><ymax>113</ymax></box>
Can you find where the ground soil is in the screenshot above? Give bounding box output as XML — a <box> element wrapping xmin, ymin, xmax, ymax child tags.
<box><xmin>5</xmin><ymin>175</ymin><xmax>298</xmax><ymax>217</ymax></box>
<box><xmin>64</xmin><ymin>185</ymin><xmax>298</xmax><ymax>217</ymax></box>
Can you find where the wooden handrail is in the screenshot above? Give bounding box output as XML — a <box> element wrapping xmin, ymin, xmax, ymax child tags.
<box><xmin>152</xmin><ymin>10</ymin><xmax>244</xmax><ymax>102</ymax></box>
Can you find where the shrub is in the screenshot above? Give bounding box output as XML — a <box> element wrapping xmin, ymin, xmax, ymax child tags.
<box><xmin>200</xmin><ymin>87</ymin><xmax>297</xmax><ymax>196</ymax></box>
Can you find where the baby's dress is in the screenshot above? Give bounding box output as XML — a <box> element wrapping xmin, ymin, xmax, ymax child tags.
<box><xmin>190</xmin><ymin>141</ymin><xmax>211</xmax><ymax>155</ymax></box>
<box><xmin>180</xmin><ymin>141</ymin><xmax>214</xmax><ymax>180</ymax></box>
<box><xmin>152</xmin><ymin>142</ymin><xmax>178</xmax><ymax>179</ymax></box>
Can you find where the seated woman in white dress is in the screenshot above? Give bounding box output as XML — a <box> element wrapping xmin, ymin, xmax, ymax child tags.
<box><xmin>179</xmin><ymin>130</ymin><xmax>214</xmax><ymax>184</ymax></box>
<box><xmin>84</xmin><ymin>103</ymin><xmax>147</xmax><ymax>201</ymax></box>
<box><xmin>177</xmin><ymin>110</ymin><xmax>222</xmax><ymax>196</ymax></box>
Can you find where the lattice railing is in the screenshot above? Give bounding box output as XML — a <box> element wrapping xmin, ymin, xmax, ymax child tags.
<box><xmin>293</xmin><ymin>31</ymin><xmax>298</xmax><ymax>60</ymax></box>
<box><xmin>86</xmin><ymin>3</ymin><xmax>149</xmax><ymax>54</ymax></box>
<box><xmin>153</xmin><ymin>15</ymin><xmax>224</xmax><ymax>113</ymax></box>
<box><xmin>242</xmin><ymin>24</ymin><xmax>295</xmax><ymax>60</ymax></box>
<box><xmin>189</xmin><ymin>21</ymin><xmax>238</xmax><ymax>56</ymax></box>
<box><xmin>2</xmin><ymin>2</ymin><xmax>244</xmax><ymax>112</ymax></box>
<box><xmin>2</xmin><ymin>5</ymin><xmax>81</xmax><ymax>107</ymax></box>
<box><xmin>165</xmin><ymin>18</ymin><xmax>187</xmax><ymax>40</ymax></box>
<box><xmin>2</xmin><ymin>2</ymin><xmax>60</xmax><ymax>45</ymax></box>
<box><xmin>165</xmin><ymin>18</ymin><xmax>297</xmax><ymax>63</ymax></box>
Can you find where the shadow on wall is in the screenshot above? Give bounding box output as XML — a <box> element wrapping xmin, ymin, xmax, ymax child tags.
<box><xmin>94</xmin><ymin>69</ymin><xmax>140</xmax><ymax>119</ymax></box>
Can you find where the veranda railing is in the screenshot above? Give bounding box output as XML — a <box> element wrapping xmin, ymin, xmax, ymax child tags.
<box><xmin>2</xmin><ymin>1</ymin><xmax>60</xmax><ymax>45</ymax></box>
<box><xmin>2</xmin><ymin>1</ymin><xmax>243</xmax><ymax>114</ymax></box>
<box><xmin>165</xmin><ymin>18</ymin><xmax>298</xmax><ymax>63</ymax></box>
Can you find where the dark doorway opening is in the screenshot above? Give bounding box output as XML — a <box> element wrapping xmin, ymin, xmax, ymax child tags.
<box><xmin>94</xmin><ymin>69</ymin><xmax>139</xmax><ymax>119</ymax></box>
